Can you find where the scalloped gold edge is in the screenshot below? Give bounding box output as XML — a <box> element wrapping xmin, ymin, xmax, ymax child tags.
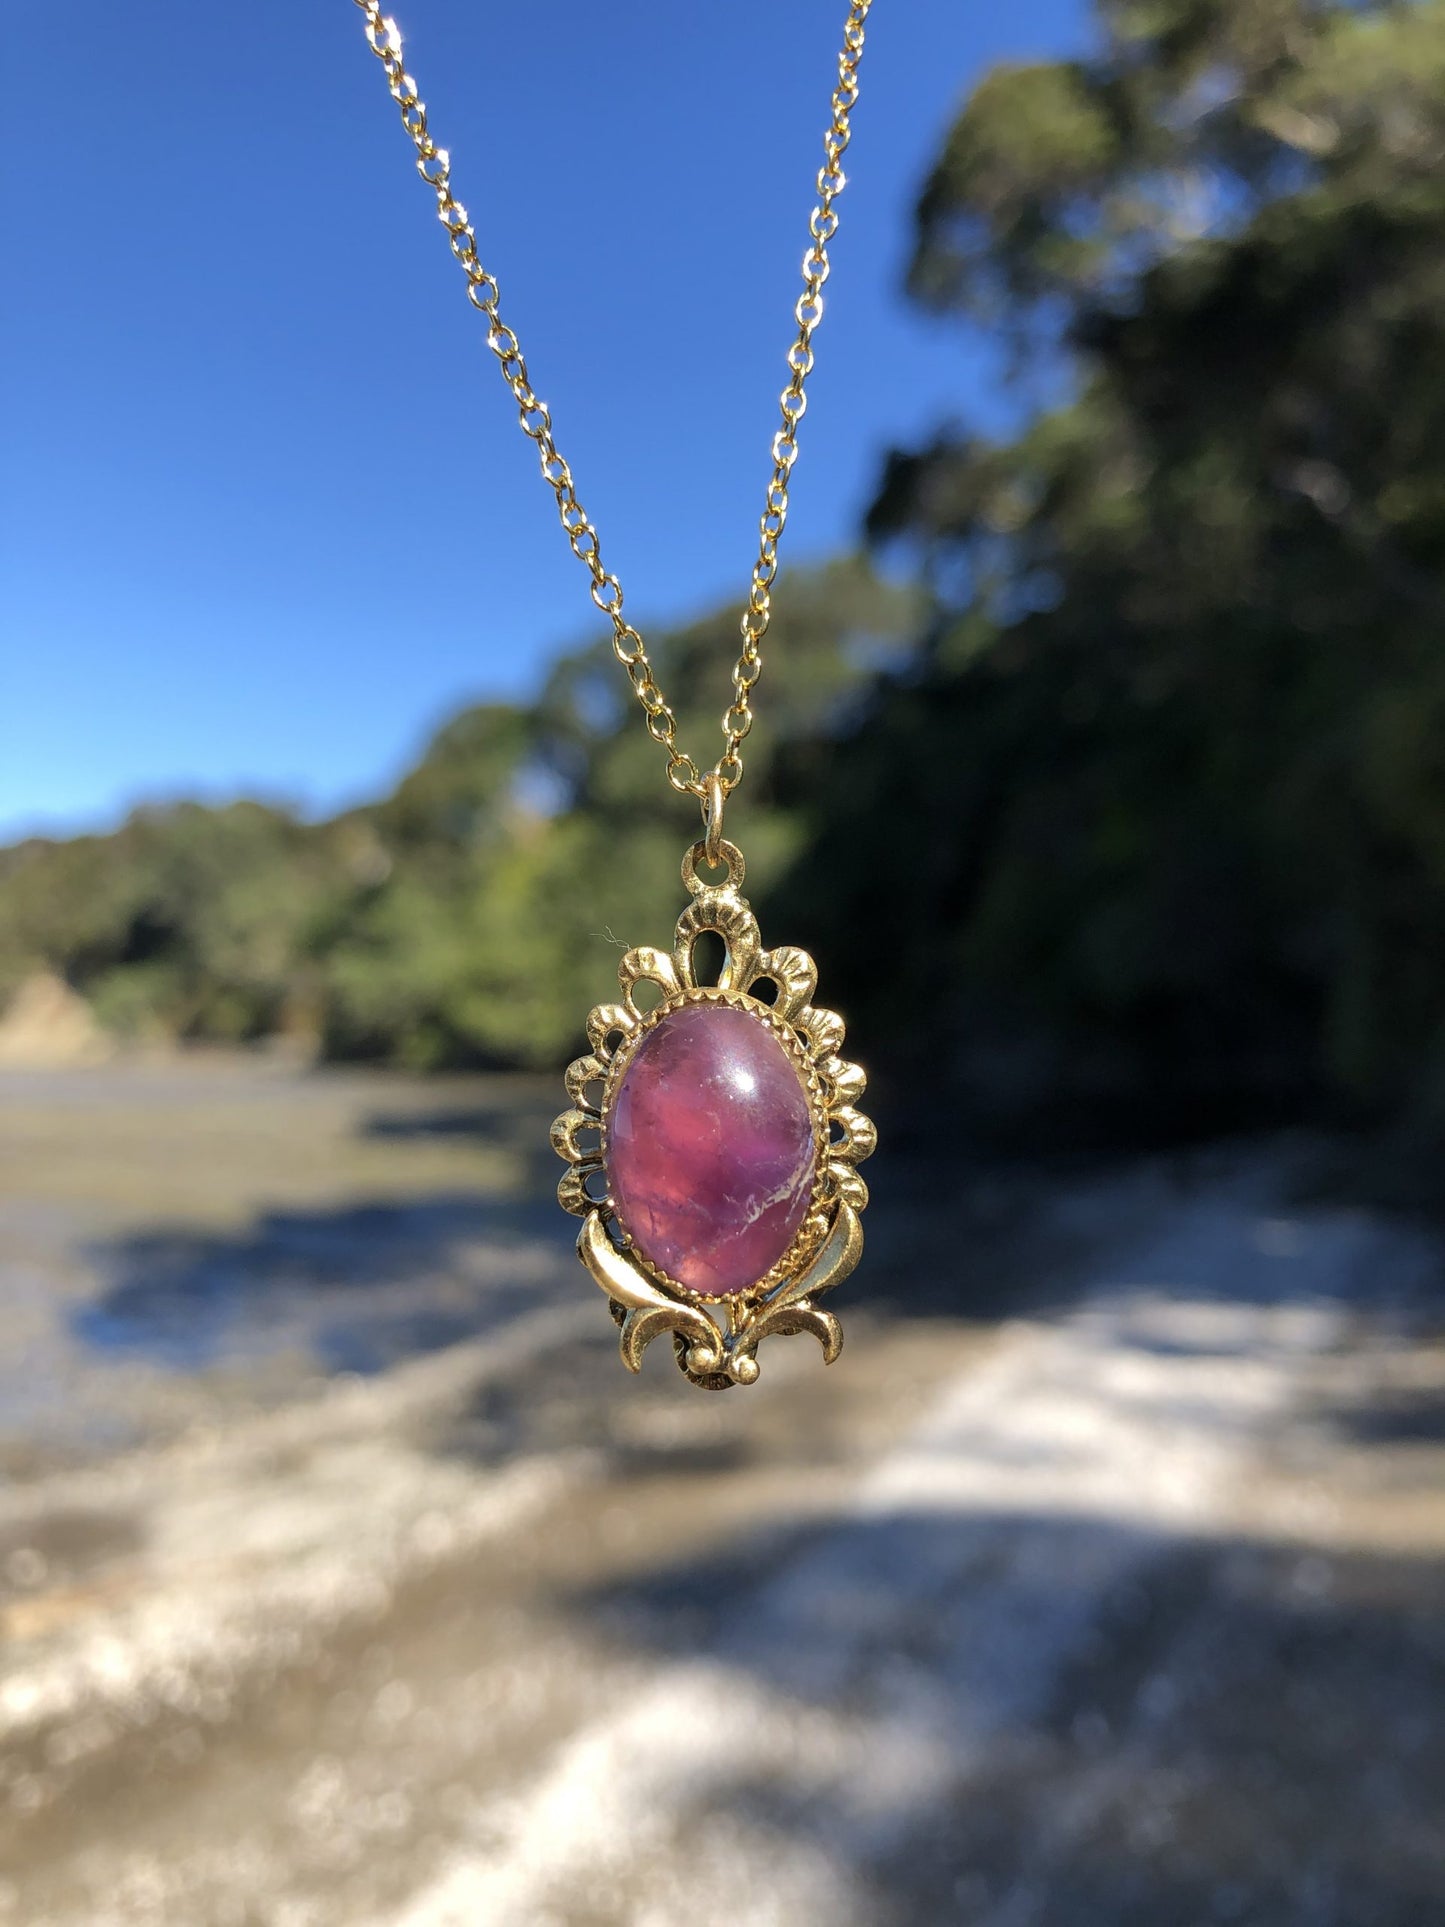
<box><xmin>554</xmin><ymin>850</ymin><xmax>873</xmax><ymax>1388</ymax></box>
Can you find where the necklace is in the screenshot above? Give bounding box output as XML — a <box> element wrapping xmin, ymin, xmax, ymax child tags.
<box><xmin>354</xmin><ymin>2</ymin><xmax>878</xmax><ymax>1390</ymax></box>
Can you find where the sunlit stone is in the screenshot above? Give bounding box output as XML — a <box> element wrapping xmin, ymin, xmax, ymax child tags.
<box><xmin>606</xmin><ymin>1002</ymin><xmax>817</xmax><ymax>1297</ymax></box>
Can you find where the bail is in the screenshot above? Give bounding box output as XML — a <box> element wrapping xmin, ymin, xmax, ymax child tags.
<box><xmin>701</xmin><ymin>772</ymin><xmax>726</xmax><ymax>869</ymax></box>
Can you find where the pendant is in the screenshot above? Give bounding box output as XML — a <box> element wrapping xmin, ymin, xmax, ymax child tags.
<box><xmin>551</xmin><ymin>833</ymin><xmax>875</xmax><ymax>1389</ymax></box>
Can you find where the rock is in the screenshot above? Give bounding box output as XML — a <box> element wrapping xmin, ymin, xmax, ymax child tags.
<box><xmin>0</xmin><ymin>973</ymin><xmax>111</xmax><ymax>1067</ymax></box>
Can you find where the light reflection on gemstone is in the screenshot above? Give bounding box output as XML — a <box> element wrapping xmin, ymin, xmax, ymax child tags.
<box><xmin>606</xmin><ymin>1002</ymin><xmax>817</xmax><ymax>1297</ymax></box>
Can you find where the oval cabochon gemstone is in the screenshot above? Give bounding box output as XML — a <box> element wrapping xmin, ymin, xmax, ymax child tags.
<box><xmin>606</xmin><ymin>1001</ymin><xmax>818</xmax><ymax>1297</ymax></box>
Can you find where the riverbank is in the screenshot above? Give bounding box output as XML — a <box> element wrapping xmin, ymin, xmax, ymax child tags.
<box><xmin>2</xmin><ymin>1062</ymin><xmax>1442</xmax><ymax>1924</ymax></box>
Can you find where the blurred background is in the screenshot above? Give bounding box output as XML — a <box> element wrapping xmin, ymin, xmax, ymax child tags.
<box><xmin>4</xmin><ymin>0</ymin><xmax>1445</xmax><ymax>1921</ymax></box>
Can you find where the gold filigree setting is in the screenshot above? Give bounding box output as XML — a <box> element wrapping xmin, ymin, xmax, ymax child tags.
<box><xmin>552</xmin><ymin>838</ymin><xmax>875</xmax><ymax>1389</ymax></box>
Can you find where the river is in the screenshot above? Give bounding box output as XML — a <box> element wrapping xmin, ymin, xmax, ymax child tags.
<box><xmin>2</xmin><ymin>1062</ymin><xmax>1442</xmax><ymax>1924</ymax></box>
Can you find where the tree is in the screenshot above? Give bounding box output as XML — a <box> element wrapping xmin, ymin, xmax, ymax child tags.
<box><xmin>782</xmin><ymin>0</ymin><xmax>1445</xmax><ymax>1137</ymax></box>
<box><xmin>0</xmin><ymin>558</ymin><xmax>918</xmax><ymax>1070</ymax></box>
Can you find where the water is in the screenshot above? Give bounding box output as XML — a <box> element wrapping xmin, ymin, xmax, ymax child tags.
<box><xmin>2</xmin><ymin>1063</ymin><xmax>1443</xmax><ymax>1924</ymax></box>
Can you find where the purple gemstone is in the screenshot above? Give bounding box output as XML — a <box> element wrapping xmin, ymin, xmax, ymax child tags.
<box><xmin>606</xmin><ymin>1002</ymin><xmax>818</xmax><ymax>1297</ymax></box>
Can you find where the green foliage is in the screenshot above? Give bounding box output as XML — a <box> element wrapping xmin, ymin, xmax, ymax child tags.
<box><xmin>0</xmin><ymin>802</ymin><xmax>338</xmax><ymax>1043</ymax></box>
<box><xmin>790</xmin><ymin>0</ymin><xmax>1445</xmax><ymax>1132</ymax></box>
<box><xmin>0</xmin><ymin>558</ymin><xmax>915</xmax><ymax>1071</ymax></box>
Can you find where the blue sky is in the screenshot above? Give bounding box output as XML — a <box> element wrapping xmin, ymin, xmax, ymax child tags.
<box><xmin>2</xmin><ymin>0</ymin><xmax>1087</xmax><ymax>842</ymax></box>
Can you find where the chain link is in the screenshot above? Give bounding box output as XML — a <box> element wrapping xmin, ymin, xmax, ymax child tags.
<box><xmin>353</xmin><ymin>0</ymin><xmax>874</xmax><ymax>801</ymax></box>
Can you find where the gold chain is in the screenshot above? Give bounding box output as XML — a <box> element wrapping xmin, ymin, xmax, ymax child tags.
<box><xmin>353</xmin><ymin>0</ymin><xmax>874</xmax><ymax>805</ymax></box>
